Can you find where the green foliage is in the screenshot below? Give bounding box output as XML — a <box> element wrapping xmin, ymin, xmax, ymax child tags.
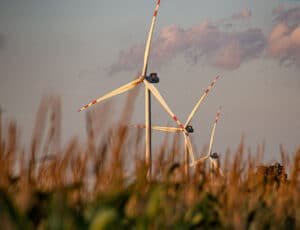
<box><xmin>184</xmin><ymin>193</ymin><xmax>222</xmax><ymax>229</ymax></box>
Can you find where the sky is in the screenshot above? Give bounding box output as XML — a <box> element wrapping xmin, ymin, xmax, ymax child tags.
<box><xmin>0</xmin><ymin>0</ymin><xmax>300</xmax><ymax>163</ymax></box>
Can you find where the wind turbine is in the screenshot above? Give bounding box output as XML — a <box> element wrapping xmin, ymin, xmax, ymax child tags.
<box><xmin>190</xmin><ymin>107</ymin><xmax>224</xmax><ymax>177</ymax></box>
<box><xmin>135</xmin><ymin>75</ymin><xmax>220</xmax><ymax>176</ymax></box>
<box><xmin>78</xmin><ymin>0</ymin><xmax>183</xmax><ymax>179</ymax></box>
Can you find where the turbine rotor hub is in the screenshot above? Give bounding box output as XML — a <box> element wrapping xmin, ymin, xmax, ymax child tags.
<box><xmin>145</xmin><ymin>73</ymin><xmax>159</xmax><ymax>83</ymax></box>
<box><xmin>210</xmin><ymin>152</ymin><xmax>219</xmax><ymax>159</ymax></box>
<box><xmin>185</xmin><ymin>125</ymin><xmax>194</xmax><ymax>133</ymax></box>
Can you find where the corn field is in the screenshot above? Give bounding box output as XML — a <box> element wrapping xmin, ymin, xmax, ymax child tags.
<box><xmin>0</xmin><ymin>96</ymin><xmax>300</xmax><ymax>230</ymax></box>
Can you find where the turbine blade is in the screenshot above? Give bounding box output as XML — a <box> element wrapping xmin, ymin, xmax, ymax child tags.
<box><xmin>207</xmin><ymin>107</ymin><xmax>222</xmax><ymax>156</ymax></box>
<box><xmin>153</xmin><ymin>126</ymin><xmax>182</xmax><ymax>132</ymax></box>
<box><xmin>190</xmin><ymin>155</ymin><xmax>209</xmax><ymax>167</ymax></box>
<box><xmin>185</xmin><ymin>75</ymin><xmax>220</xmax><ymax>127</ymax></box>
<box><xmin>133</xmin><ymin>125</ymin><xmax>182</xmax><ymax>132</ymax></box>
<box><xmin>143</xmin><ymin>80</ymin><xmax>185</xmax><ymax>129</ymax></box>
<box><xmin>210</xmin><ymin>158</ymin><xmax>223</xmax><ymax>176</ymax></box>
<box><xmin>185</xmin><ymin>134</ymin><xmax>196</xmax><ymax>166</ymax></box>
<box><xmin>209</xmin><ymin>155</ymin><xmax>224</xmax><ymax>177</ymax></box>
<box><xmin>219</xmin><ymin>167</ymin><xmax>224</xmax><ymax>177</ymax></box>
<box><xmin>141</xmin><ymin>0</ymin><xmax>161</xmax><ymax>76</ymax></box>
<box><xmin>210</xmin><ymin>158</ymin><xmax>224</xmax><ymax>176</ymax></box>
<box><xmin>78</xmin><ymin>78</ymin><xmax>142</xmax><ymax>112</ymax></box>
<box><xmin>211</xmin><ymin>158</ymin><xmax>218</xmax><ymax>170</ymax></box>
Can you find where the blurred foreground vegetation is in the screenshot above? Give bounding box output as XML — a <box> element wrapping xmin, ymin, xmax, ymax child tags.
<box><xmin>0</xmin><ymin>96</ymin><xmax>300</xmax><ymax>230</ymax></box>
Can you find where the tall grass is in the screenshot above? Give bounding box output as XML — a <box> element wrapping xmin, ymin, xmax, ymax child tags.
<box><xmin>0</xmin><ymin>95</ymin><xmax>299</xmax><ymax>229</ymax></box>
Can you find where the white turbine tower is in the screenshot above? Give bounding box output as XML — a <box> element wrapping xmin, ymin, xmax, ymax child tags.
<box><xmin>78</xmin><ymin>0</ymin><xmax>185</xmax><ymax>179</ymax></box>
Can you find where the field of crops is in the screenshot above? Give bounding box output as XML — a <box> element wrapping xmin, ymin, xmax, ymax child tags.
<box><xmin>0</xmin><ymin>98</ymin><xmax>300</xmax><ymax>230</ymax></box>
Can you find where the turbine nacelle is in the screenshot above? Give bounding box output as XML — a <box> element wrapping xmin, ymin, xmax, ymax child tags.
<box><xmin>210</xmin><ymin>152</ymin><xmax>219</xmax><ymax>159</ymax></box>
<box><xmin>145</xmin><ymin>73</ymin><xmax>159</xmax><ymax>83</ymax></box>
<box><xmin>185</xmin><ymin>125</ymin><xmax>194</xmax><ymax>133</ymax></box>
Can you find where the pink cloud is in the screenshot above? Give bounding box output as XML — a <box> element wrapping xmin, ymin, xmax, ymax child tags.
<box><xmin>273</xmin><ymin>6</ymin><xmax>300</xmax><ymax>27</ymax></box>
<box><xmin>214</xmin><ymin>41</ymin><xmax>242</xmax><ymax>70</ymax></box>
<box><xmin>109</xmin><ymin>20</ymin><xmax>266</xmax><ymax>74</ymax></box>
<box><xmin>267</xmin><ymin>7</ymin><xmax>300</xmax><ymax>66</ymax></box>
<box><xmin>272</xmin><ymin>5</ymin><xmax>285</xmax><ymax>16</ymax></box>
<box><xmin>231</xmin><ymin>9</ymin><xmax>252</xmax><ymax>20</ymax></box>
<box><xmin>109</xmin><ymin>7</ymin><xmax>300</xmax><ymax>74</ymax></box>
